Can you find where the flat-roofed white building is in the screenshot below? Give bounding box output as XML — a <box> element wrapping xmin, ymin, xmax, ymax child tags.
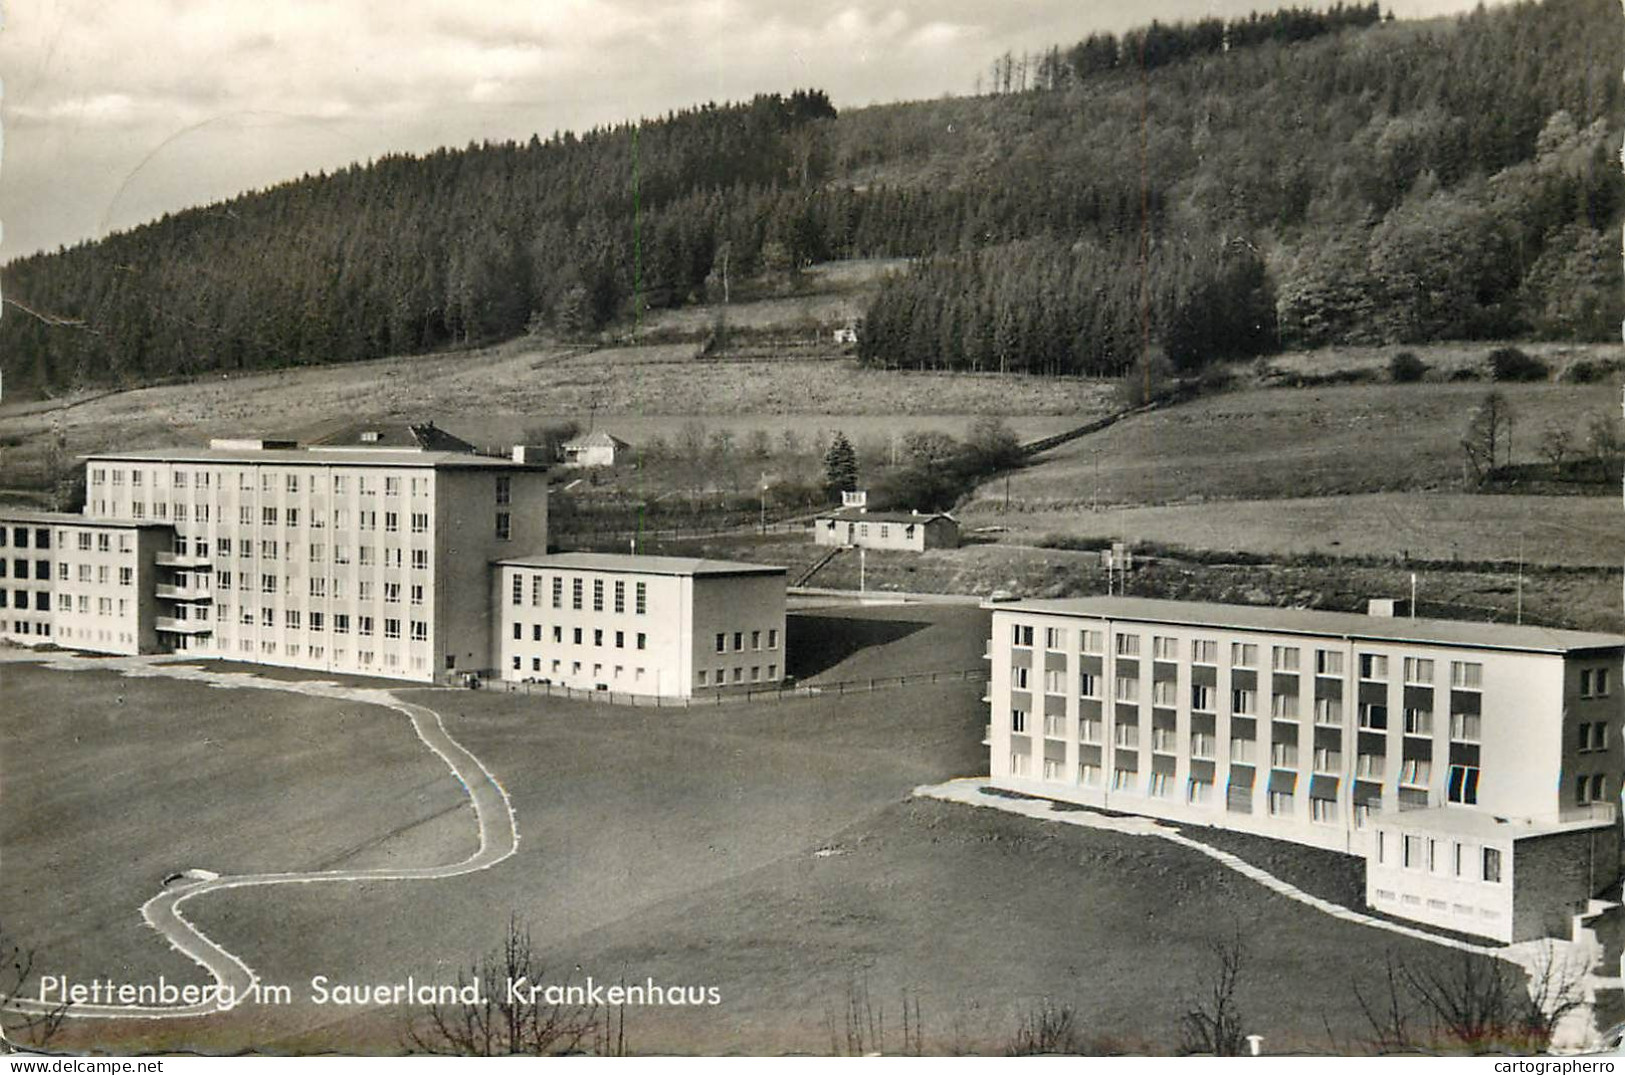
<box><xmin>79</xmin><ymin>438</ymin><xmax>549</xmax><ymax>682</ymax></box>
<box><xmin>984</xmin><ymin>595</ymin><xmax>1624</xmax><ymax>942</ymax></box>
<box><xmin>493</xmin><ymin>552</ymin><xmax>787</xmax><ymax>698</ymax></box>
<box><xmin>813</xmin><ymin>509</ymin><xmax>959</xmax><ymax>551</ymax></box>
<box><xmin>0</xmin><ymin>511</ymin><xmax>173</xmax><ymax>654</ymax></box>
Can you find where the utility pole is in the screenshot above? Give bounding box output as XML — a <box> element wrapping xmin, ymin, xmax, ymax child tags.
<box><xmin>860</xmin><ymin>547</ymin><xmax>867</xmax><ymax>593</ymax></box>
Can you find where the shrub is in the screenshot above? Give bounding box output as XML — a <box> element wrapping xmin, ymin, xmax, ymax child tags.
<box><xmin>1560</xmin><ymin>358</ymin><xmax>1624</xmax><ymax>384</ymax></box>
<box><xmin>1448</xmin><ymin>366</ymin><xmax>1482</xmax><ymax>382</ymax></box>
<box><xmin>1388</xmin><ymin>351</ymin><xmax>1428</xmax><ymax>383</ymax></box>
<box><xmin>1487</xmin><ymin>347</ymin><xmax>1549</xmax><ymax>382</ymax></box>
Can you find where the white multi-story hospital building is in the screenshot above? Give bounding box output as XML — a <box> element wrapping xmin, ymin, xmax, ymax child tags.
<box><xmin>0</xmin><ymin>429</ymin><xmax>787</xmax><ymax>695</ymax></box>
<box><xmin>985</xmin><ymin>595</ymin><xmax>1624</xmax><ymax>943</ymax></box>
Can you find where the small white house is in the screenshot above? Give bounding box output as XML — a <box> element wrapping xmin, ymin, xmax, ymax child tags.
<box><xmin>560</xmin><ymin>431</ymin><xmax>631</xmax><ymax>468</ymax></box>
<box><xmin>812</xmin><ymin>509</ymin><xmax>960</xmax><ymax>552</ymax></box>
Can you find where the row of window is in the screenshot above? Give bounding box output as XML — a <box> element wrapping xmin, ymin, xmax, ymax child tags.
<box><xmin>509</xmin><ymin>574</ymin><xmax>650</xmax><ymax>615</ymax></box>
<box><xmin>217</xmin><ymin>608</ymin><xmax>430</xmax><ymax>639</ymax></box>
<box><xmin>510</xmin><ymin>656</ymin><xmax>657</xmax><ymax>684</ymax></box>
<box><xmin>92</xmin><ymin>468</ymin><xmax>436</xmax><ymax>498</ymax></box>
<box><xmin>512</xmin><ymin>622</ymin><xmax>648</xmax><ymax>650</ymax></box>
<box><xmin>1009</xmin><ymin>624</ymin><xmax>1490</xmax><ymax>688</ymax></box>
<box><xmin>208</xmin><ymin>636</ymin><xmax>432</xmax><ymax>672</ymax></box>
<box><xmin>715</xmin><ymin>629</ymin><xmax>779</xmax><ymax>653</ymax></box>
<box><xmin>1</xmin><ymin>619</ymin><xmax>52</xmax><ymax>636</ymax></box>
<box><xmin>1376</xmin><ymin>831</ymin><xmax>1505</xmax><ymax>884</ymax></box>
<box><xmin>53</xmin><ymin>564</ymin><xmax>135</xmax><ymax>586</ymax></box>
<box><xmin>3</xmin><ymin>560</ymin><xmax>50</xmax><ymax>580</ymax></box>
<box><xmin>208</xmin><ymin>539</ymin><xmax>433</xmax><ymax>569</ymax></box>
<box><xmin>212</xmin><ymin>573</ymin><xmax>428</xmax><ymax>604</ymax></box>
<box><xmin>53</xmin><ymin>595</ymin><xmax>133</xmax><ymax>617</ymax></box>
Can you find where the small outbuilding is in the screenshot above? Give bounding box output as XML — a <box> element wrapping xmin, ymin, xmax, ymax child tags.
<box><xmin>560</xmin><ymin>431</ymin><xmax>631</xmax><ymax>468</ymax></box>
<box><xmin>811</xmin><ymin>509</ymin><xmax>959</xmax><ymax>552</ymax></box>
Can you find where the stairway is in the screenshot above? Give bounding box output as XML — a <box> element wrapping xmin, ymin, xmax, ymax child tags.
<box><xmin>793</xmin><ymin>546</ymin><xmax>845</xmax><ymax>587</ymax></box>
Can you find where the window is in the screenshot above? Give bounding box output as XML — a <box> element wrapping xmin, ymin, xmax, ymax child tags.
<box><xmin>1449</xmin><ymin>712</ymin><xmax>1481</xmax><ymax>742</ymax></box>
<box><xmin>636</xmin><ymin>633</ymin><xmax>645</xmax><ymax>650</ymax></box>
<box><xmin>1012</xmin><ymin>624</ymin><xmax>1035</xmax><ymax>647</ymax></box>
<box><xmin>383</xmin><ymin>511</ymin><xmax>398</xmax><ymax>533</ymax></box>
<box><xmin>1079</xmin><ymin>717</ymin><xmax>1103</xmax><ymax>743</ymax></box>
<box><xmin>1012</xmin><ymin>667</ymin><xmax>1030</xmax><ymax>690</ymax></box>
<box><xmin>1153</xmin><ymin>636</ymin><xmax>1178</xmax><ymax>660</ymax></box>
<box><xmin>1231</xmin><ymin>642</ymin><xmax>1258</xmax><ymax>668</ymax></box>
<box><xmin>570</xmin><ymin>578</ymin><xmax>583</xmax><ymax>610</ymax></box>
<box><xmin>1359</xmin><ymin>703</ymin><xmax>1388</xmax><ymax>731</ymax></box>
<box><xmin>1191</xmin><ymin>732</ymin><xmax>1214</xmax><ymax>758</ymax></box>
<box><xmin>1081</xmin><ymin>630</ymin><xmax>1104</xmax><ymax>654</ymax></box>
<box><xmin>1272</xmin><ymin>646</ymin><xmax>1299</xmax><ymax>672</ymax></box>
<box><xmin>1402</xmin><ymin>834</ymin><xmax>1423</xmax><ymax>869</ymax></box>
<box><xmin>1044</xmin><ymin>626</ymin><xmax>1067</xmax><ymax>650</ymax></box>
<box><xmin>768</xmin><ymin>628</ymin><xmax>779</xmax><ymax>649</ymax></box>
<box><xmin>1403</xmin><ymin>708</ymin><xmax>1433</xmax><ymax>736</ymax></box>
<box><xmin>1191</xmin><ymin>639</ymin><xmax>1217</xmax><ymax>664</ymax></box>
<box><xmin>1270</xmin><ymin>741</ymin><xmax>1298</xmax><ymax>768</ymax></box>
<box><xmin>1267</xmin><ymin>791</ymin><xmax>1295</xmax><ymax>816</ymax></box>
<box><xmin>1079</xmin><ymin>672</ymin><xmax>1099</xmax><ymax>699</ymax></box>
<box><xmin>1148</xmin><ymin>772</ymin><xmax>1172</xmax><ymax>799</ymax></box>
<box><xmin>1450</xmin><ymin>661</ymin><xmax>1482</xmax><ymax>690</ymax></box>
<box><xmin>1314</xmin><ymin>697</ymin><xmax>1342</xmax><ymax>724</ymax></box>
<box><xmin>1481</xmin><ymin>847</ymin><xmax>1502</xmax><ymax>884</ymax></box>
<box><xmin>591</xmin><ymin>578</ymin><xmax>604</xmax><ymax>612</ymax></box>
<box><xmin>1271</xmin><ymin>693</ymin><xmax>1299</xmax><ymax>719</ymax></box>
<box><xmin>1114</xmin><ymin>722</ymin><xmax>1137</xmax><ymax>748</ymax></box>
<box><xmin>1403</xmin><ymin>657</ymin><xmax>1434</xmax><ymax>684</ymax></box>
<box><xmin>1151</xmin><ymin>680</ymin><xmax>1176</xmax><ymax>707</ymax></box>
<box><xmin>733</xmin><ymin>632</ymin><xmax>744</xmax><ymax>652</ymax></box>
<box><xmin>1043</xmin><ymin>669</ymin><xmax>1065</xmax><ymax>695</ymax></box>
<box><xmin>1231</xmin><ymin>688</ymin><xmax>1256</xmax><ymax>715</ymax></box>
<box><xmin>1399</xmin><ymin>758</ymin><xmax>1431</xmax><ymax>787</ymax></box>
<box><xmin>635</xmin><ymin>582</ymin><xmax>647</xmax><ymax>614</ymax></box>
<box><xmin>495</xmin><ymin>476</ymin><xmax>511</xmax><ymax>504</ymax></box>
<box><xmin>593</xmin><ymin>629</ymin><xmax>603</xmax><ymax>647</ymax></box>
<box><xmin>1012</xmin><ymin>709</ymin><xmax>1030</xmax><ymax>734</ymax></box>
<box><xmin>573</xmin><ymin>628</ymin><xmax>583</xmax><ymax>645</ymax></box>
<box><xmin>1580</xmin><ymin>722</ymin><xmax>1610</xmax><ymax>753</ymax></box>
<box><xmin>511</xmin><ymin>576</ymin><xmax>523</xmax><ymax>606</ymax></box>
<box><xmin>1115</xmin><ymin>633</ymin><xmax>1139</xmax><ymax>657</ymax></box>
<box><xmin>1112</xmin><ymin>767</ymin><xmax>1135</xmax><ymax>791</ymax></box>
<box><xmin>1582</xmin><ymin>668</ymin><xmax>1613</xmax><ymax>699</ymax></box>
<box><xmin>1115</xmin><ymin>676</ymin><xmax>1138</xmax><ymax>701</ymax></box>
<box><xmin>1355</xmin><ymin>752</ymin><xmax>1384</xmax><ymax>779</ymax></box>
<box><xmin>495</xmin><ymin>513</ymin><xmax>511</xmax><ymax>540</ymax></box>
<box><xmin>614</xmin><ymin>580</ymin><xmax>625</xmax><ymax>613</ymax></box>
<box><xmin>1360</xmin><ymin>654</ymin><xmax>1389</xmax><ymax>680</ymax></box>
<box><xmin>1312</xmin><ymin>746</ymin><xmax>1341</xmax><ymax>772</ymax></box>
<box><xmin>411</xmin><ymin>584</ymin><xmax>424</xmax><ymax>606</ymax></box>
<box><xmin>384</xmin><ymin>619</ymin><xmax>401</xmax><ymax>640</ymax></box>
<box><xmin>1311</xmin><ymin>797</ymin><xmax>1337</xmax><ymax>823</ymax></box>
<box><xmin>1447</xmin><ymin>765</ymin><xmax>1480</xmax><ymax>805</ymax></box>
<box><xmin>358</xmin><ymin>616</ymin><xmax>374</xmax><ymax>637</ymax></box>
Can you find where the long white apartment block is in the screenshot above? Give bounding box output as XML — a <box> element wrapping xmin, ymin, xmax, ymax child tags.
<box><xmin>985</xmin><ymin>595</ymin><xmax>1625</xmax><ymax>943</ymax></box>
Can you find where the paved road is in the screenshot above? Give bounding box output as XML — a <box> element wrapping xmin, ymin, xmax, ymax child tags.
<box><xmin>2</xmin><ymin>658</ymin><xmax>518</xmax><ymax>1020</ymax></box>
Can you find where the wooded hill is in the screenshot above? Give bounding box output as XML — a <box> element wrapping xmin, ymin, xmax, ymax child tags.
<box><xmin>1</xmin><ymin>0</ymin><xmax>1618</xmax><ymax>399</ymax></box>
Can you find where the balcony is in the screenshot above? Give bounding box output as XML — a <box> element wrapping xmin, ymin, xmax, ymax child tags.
<box><xmin>156</xmin><ymin>617</ymin><xmax>212</xmax><ymax>635</ymax></box>
<box><xmin>155</xmin><ymin>585</ymin><xmax>212</xmax><ymax>602</ymax></box>
<box><xmin>1562</xmin><ymin>802</ymin><xmax>1619</xmax><ymax>825</ymax></box>
<box><xmin>156</xmin><ymin>550</ymin><xmax>211</xmax><ymax>568</ymax></box>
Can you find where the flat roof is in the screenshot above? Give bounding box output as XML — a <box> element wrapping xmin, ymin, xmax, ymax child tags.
<box><xmin>496</xmin><ymin>552</ymin><xmax>787</xmax><ymax>578</ymax></box>
<box><xmin>83</xmin><ymin>447</ymin><xmax>536</xmax><ymax>469</ymax></box>
<box><xmin>1378</xmin><ymin>805</ymin><xmax>1615</xmax><ymax>841</ymax></box>
<box><xmin>985</xmin><ymin>595</ymin><xmax>1623</xmax><ymax>656</ymax></box>
<box><xmin>0</xmin><ymin>509</ymin><xmax>171</xmax><ymax>530</ymax></box>
<box><xmin>815</xmin><ymin>509</ymin><xmax>955</xmax><ymax>524</ymax></box>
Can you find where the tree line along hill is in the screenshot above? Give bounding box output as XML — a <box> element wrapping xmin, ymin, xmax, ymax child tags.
<box><xmin>1</xmin><ymin>0</ymin><xmax>1618</xmax><ymax>401</ymax></box>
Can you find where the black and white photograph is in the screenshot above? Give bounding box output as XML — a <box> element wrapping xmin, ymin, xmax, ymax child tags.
<box><xmin>0</xmin><ymin>0</ymin><xmax>1622</xmax><ymax>1059</ymax></box>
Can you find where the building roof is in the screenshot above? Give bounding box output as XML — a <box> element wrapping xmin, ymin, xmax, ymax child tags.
<box><xmin>815</xmin><ymin>509</ymin><xmax>956</xmax><ymax>525</ymax></box>
<box><xmin>83</xmin><ymin>446</ymin><xmax>534</xmax><ymax>469</ymax></box>
<box><xmin>307</xmin><ymin>421</ymin><xmax>478</xmax><ymax>453</ymax></box>
<box><xmin>1378</xmin><ymin>805</ymin><xmax>1616</xmax><ymax>840</ymax></box>
<box><xmin>0</xmin><ymin>509</ymin><xmax>172</xmax><ymax>530</ymax></box>
<box><xmin>496</xmin><ymin>552</ymin><xmax>786</xmax><ymax>577</ymax></box>
<box><xmin>563</xmin><ymin>431</ymin><xmax>630</xmax><ymax>450</ymax></box>
<box><xmin>985</xmin><ymin>595</ymin><xmax>1624</xmax><ymax>656</ymax></box>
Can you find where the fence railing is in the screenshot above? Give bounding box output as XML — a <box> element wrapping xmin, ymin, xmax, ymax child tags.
<box><xmin>492</xmin><ymin>666</ymin><xmax>989</xmax><ymax>708</ymax></box>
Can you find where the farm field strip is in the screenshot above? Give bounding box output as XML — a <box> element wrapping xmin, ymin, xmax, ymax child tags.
<box><xmin>0</xmin><ymin>656</ymin><xmax>517</xmax><ymax>1021</ymax></box>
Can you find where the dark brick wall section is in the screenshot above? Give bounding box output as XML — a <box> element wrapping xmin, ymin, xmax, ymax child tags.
<box><xmin>1513</xmin><ymin>824</ymin><xmax>1621</xmax><ymax>942</ymax></box>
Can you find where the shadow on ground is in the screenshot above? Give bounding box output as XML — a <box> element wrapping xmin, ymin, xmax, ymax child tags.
<box><xmin>786</xmin><ymin>614</ymin><xmax>931</xmax><ymax>680</ymax></box>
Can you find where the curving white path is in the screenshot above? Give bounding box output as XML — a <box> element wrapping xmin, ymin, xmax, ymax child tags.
<box><xmin>2</xmin><ymin>656</ymin><xmax>518</xmax><ymax>1020</ymax></box>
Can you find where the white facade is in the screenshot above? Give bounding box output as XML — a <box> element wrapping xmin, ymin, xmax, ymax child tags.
<box><xmin>813</xmin><ymin>510</ymin><xmax>959</xmax><ymax>551</ymax></box>
<box><xmin>985</xmin><ymin>596</ymin><xmax>1624</xmax><ymax>942</ymax></box>
<box><xmin>0</xmin><ymin>513</ymin><xmax>169</xmax><ymax>654</ymax></box>
<box><xmin>78</xmin><ymin>443</ymin><xmax>549</xmax><ymax>682</ymax></box>
<box><xmin>493</xmin><ymin>553</ymin><xmax>787</xmax><ymax>698</ymax></box>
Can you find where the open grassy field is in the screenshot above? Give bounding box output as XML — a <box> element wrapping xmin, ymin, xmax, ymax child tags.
<box><xmin>0</xmin><ymin>335</ymin><xmax>1108</xmax><ymax>496</ymax></box>
<box><xmin>0</xmin><ymin>659</ymin><xmax>471</xmax><ymax>993</ymax></box>
<box><xmin>972</xmin><ymin>381</ymin><xmax>1622</xmax><ymax>510</ymax></box>
<box><xmin>6</xmin><ymin>603</ymin><xmax>1461</xmax><ymax>1055</ymax></box>
<box><xmin>960</xmin><ymin>493</ymin><xmax>1625</xmax><ymax>569</ymax></box>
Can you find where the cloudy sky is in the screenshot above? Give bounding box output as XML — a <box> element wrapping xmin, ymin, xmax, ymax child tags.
<box><xmin>3</xmin><ymin>0</ymin><xmax>1494</xmax><ymax>261</ymax></box>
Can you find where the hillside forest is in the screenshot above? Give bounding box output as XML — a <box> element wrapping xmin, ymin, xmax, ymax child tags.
<box><xmin>0</xmin><ymin>0</ymin><xmax>1618</xmax><ymax>399</ymax></box>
